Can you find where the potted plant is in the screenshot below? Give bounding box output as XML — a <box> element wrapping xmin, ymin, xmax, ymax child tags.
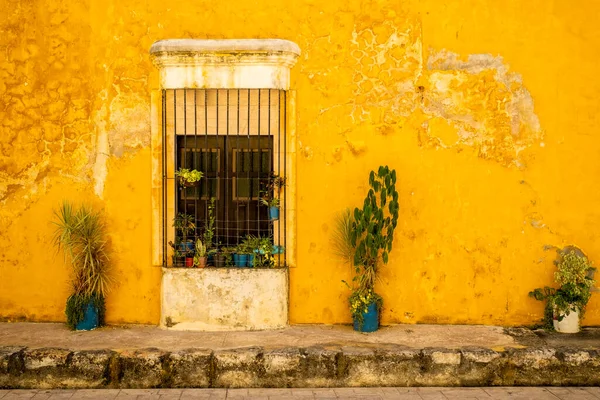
<box><xmin>52</xmin><ymin>202</ymin><xmax>111</xmax><ymax>331</ymax></box>
<box><xmin>193</xmin><ymin>239</ymin><xmax>207</xmax><ymax>268</ymax></box>
<box><xmin>251</xmin><ymin>236</ymin><xmax>283</xmax><ymax>268</ymax></box>
<box><xmin>233</xmin><ymin>241</ymin><xmax>253</xmax><ymax>268</ymax></box>
<box><xmin>173</xmin><ymin>213</ymin><xmax>196</xmax><ymax>253</ymax></box>
<box><xmin>169</xmin><ymin>245</ymin><xmax>185</xmax><ymax>267</ymax></box>
<box><xmin>203</xmin><ymin>198</ymin><xmax>216</xmax><ymax>265</ymax></box>
<box><xmin>175</xmin><ymin>168</ymin><xmax>203</xmax><ymax>187</ymax></box>
<box><xmin>529</xmin><ymin>248</ymin><xmax>596</xmax><ymax>333</ymax></box>
<box><xmin>260</xmin><ymin>174</ymin><xmax>286</xmax><ymax>220</ymax></box>
<box><xmin>215</xmin><ymin>247</ymin><xmax>233</xmax><ymax>267</ymax></box>
<box><xmin>260</xmin><ymin>197</ymin><xmax>280</xmax><ymax>220</ymax></box>
<box><xmin>185</xmin><ymin>250</ymin><xmax>194</xmax><ymax>267</ymax></box>
<box><xmin>335</xmin><ymin>166</ymin><xmax>399</xmax><ymax>333</ymax></box>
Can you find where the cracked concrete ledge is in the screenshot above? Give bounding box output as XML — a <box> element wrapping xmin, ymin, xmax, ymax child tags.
<box><xmin>1</xmin><ymin>345</ymin><xmax>600</xmax><ymax>389</ymax></box>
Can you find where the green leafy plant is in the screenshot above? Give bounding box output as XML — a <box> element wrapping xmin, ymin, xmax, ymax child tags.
<box><xmin>347</xmin><ymin>166</ymin><xmax>399</xmax><ymax>328</ymax></box>
<box><xmin>193</xmin><ymin>239</ymin><xmax>207</xmax><ymax>267</ymax></box>
<box><xmin>175</xmin><ymin>168</ymin><xmax>203</xmax><ymax>186</ymax></box>
<box><xmin>260</xmin><ymin>174</ymin><xmax>286</xmax><ymax>208</ymax></box>
<box><xmin>173</xmin><ymin>213</ymin><xmax>196</xmax><ymax>238</ymax></box>
<box><xmin>52</xmin><ymin>202</ymin><xmax>111</xmax><ymax>330</ymax></box>
<box><xmin>529</xmin><ymin>248</ymin><xmax>596</xmax><ymax>329</ymax></box>
<box><xmin>260</xmin><ymin>197</ymin><xmax>280</xmax><ymax>208</ymax></box>
<box><xmin>203</xmin><ymin>198</ymin><xmax>216</xmax><ymax>249</ymax></box>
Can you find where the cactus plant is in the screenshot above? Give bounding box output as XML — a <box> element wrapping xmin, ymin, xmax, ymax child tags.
<box><xmin>351</xmin><ymin>165</ymin><xmax>399</xmax><ymax>289</ymax></box>
<box><xmin>347</xmin><ymin>165</ymin><xmax>399</xmax><ymax>331</ymax></box>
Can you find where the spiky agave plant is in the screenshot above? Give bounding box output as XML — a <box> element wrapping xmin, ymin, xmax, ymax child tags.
<box><xmin>332</xmin><ymin>208</ymin><xmax>355</xmax><ymax>266</ymax></box>
<box><xmin>53</xmin><ymin>202</ymin><xmax>111</xmax><ymax>329</ymax></box>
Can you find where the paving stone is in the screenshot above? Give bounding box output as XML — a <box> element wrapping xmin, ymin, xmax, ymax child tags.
<box><xmin>75</xmin><ymin>388</ymin><xmax>120</xmax><ymax>398</ymax></box>
<box><xmin>180</xmin><ymin>389</ymin><xmax>226</xmax><ymax>399</ymax></box>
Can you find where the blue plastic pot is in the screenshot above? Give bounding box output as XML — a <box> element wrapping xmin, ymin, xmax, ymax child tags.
<box><xmin>234</xmin><ymin>254</ymin><xmax>248</xmax><ymax>267</ymax></box>
<box><xmin>247</xmin><ymin>254</ymin><xmax>255</xmax><ymax>267</ymax></box>
<box><xmin>353</xmin><ymin>302</ymin><xmax>379</xmax><ymax>333</ymax></box>
<box><xmin>177</xmin><ymin>240</ymin><xmax>194</xmax><ymax>252</ymax></box>
<box><xmin>76</xmin><ymin>301</ymin><xmax>99</xmax><ymax>331</ymax></box>
<box><xmin>269</xmin><ymin>206</ymin><xmax>280</xmax><ymax>220</ymax></box>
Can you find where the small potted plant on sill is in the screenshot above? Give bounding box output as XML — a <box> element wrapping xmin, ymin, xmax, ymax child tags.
<box><xmin>52</xmin><ymin>202</ymin><xmax>111</xmax><ymax>331</ymax></box>
<box><xmin>185</xmin><ymin>250</ymin><xmax>194</xmax><ymax>268</ymax></box>
<box><xmin>215</xmin><ymin>247</ymin><xmax>233</xmax><ymax>267</ymax></box>
<box><xmin>193</xmin><ymin>239</ymin><xmax>207</xmax><ymax>268</ymax></box>
<box><xmin>233</xmin><ymin>241</ymin><xmax>253</xmax><ymax>268</ymax></box>
<box><xmin>175</xmin><ymin>168</ymin><xmax>203</xmax><ymax>187</ymax></box>
<box><xmin>173</xmin><ymin>213</ymin><xmax>196</xmax><ymax>253</ymax></box>
<box><xmin>334</xmin><ymin>166</ymin><xmax>399</xmax><ymax>333</ymax></box>
<box><xmin>529</xmin><ymin>247</ymin><xmax>596</xmax><ymax>333</ymax></box>
<box><xmin>260</xmin><ymin>197</ymin><xmax>281</xmax><ymax>220</ymax></box>
<box><xmin>169</xmin><ymin>244</ymin><xmax>185</xmax><ymax>267</ymax></box>
<box><xmin>260</xmin><ymin>174</ymin><xmax>286</xmax><ymax>221</ymax></box>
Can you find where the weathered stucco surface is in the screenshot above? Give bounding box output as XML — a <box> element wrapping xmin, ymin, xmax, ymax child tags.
<box><xmin>1</xmin><ymin>0</ymin><xmax>599</xmax><ymax>326</ymax></box>
<box><xmin>161</xmin><ymin>269</ymin><xmax>288</xmax><ymax>331</ymax></box>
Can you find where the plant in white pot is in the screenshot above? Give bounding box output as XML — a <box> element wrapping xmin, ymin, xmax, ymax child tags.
<box><xmin>529</xmin><ymin>248</ymin><xmax>596</xmax><ymax>333</ymax></box>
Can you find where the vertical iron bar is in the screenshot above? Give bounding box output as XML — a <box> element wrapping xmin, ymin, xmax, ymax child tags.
<box><xmin>283</xmin><ymin>90</ymin><xmax>287</xmax><ymax>268</ymax></box>
<box><xmin>236</xmin><ymin>90</ymin><xmax>241</xmax><ymax>247</ymax></box>
<box><xmin>215</xmin><ymin>89</ymin><xmax>219</xmax><ymax>248</ymax></box>
<box><xmin>173</xmin><ymin>90</ymin><xmax>178</xmax><ymax>261</ymax></box>
<box><xmin>204</xmin><ymin>90</ymin><xmax>208</xmax><ymax>247</ymax></box>
<box><xmin>257</xmin><ymin>89</ymin><xmax>261</xmax><ymax>236</ymax></box>
<box><xmin>247</xmin><ymin>89</ymin><xmax>251</xmax><ymax>238</ymax></box>
<box><xmin>226</xmin><ymin>90</ymin><xmax>230</xmax><ymax>250</ymax></box>
<box><xmin>194</xmin><ymin>89</ymin><xmax>198</xmax><ymax>243</ymax></box>
<box><xmin>162</xmin><ymin>89</ymin><xmax>167</xmax><ymax>267</ymax></box>
<box><xmin>183</xmin><ymin>89</ymin><xmax>187</xmax><ymax>232</ymax></box>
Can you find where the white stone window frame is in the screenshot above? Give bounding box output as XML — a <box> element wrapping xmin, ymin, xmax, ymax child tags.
<box><xmin>149</xmin><ymin>39</ymin><xmax>300</xmax><ymax>331</ymax></box>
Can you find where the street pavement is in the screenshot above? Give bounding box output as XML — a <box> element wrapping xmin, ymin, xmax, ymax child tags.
<box><xmin>1</xmin><ymin>387</ymin><xmax>599</xmax><ymax>399</ymax></box>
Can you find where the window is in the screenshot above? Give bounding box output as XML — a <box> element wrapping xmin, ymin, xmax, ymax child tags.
<box><xmin>162</xmin><ymin>89</ymin><xmax>287</xmax><ymax>267</ymax></box>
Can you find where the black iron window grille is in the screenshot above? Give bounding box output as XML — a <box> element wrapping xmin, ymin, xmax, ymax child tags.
<box><xmin>161</xmin><ymin>89</ymin><xmax>287</xmax><ymax>268</ymax></box>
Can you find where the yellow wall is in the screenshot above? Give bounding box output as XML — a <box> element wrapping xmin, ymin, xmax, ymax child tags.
<box><xmin>1</xmin><ymin>0</ymin><xmax>599</xmax><ymax>326</ymax></box>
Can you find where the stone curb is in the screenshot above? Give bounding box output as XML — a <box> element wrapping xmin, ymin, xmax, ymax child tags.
<box><xmin>1</xmin><ymin>345</ymin><xmax>600</xmax><ymax>389</ymax></box>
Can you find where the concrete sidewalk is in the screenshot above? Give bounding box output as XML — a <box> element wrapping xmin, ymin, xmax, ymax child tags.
<box><xmin>1</xmin><ymin>323</ymin><xmax>600</xmax><ymax>389</ymax></box>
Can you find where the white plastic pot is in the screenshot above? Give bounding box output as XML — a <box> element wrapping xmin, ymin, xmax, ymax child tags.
<box><xmin>553</xmin><ymin>306</ymin><xmax>580</xmax><ymax>333</ymax></box>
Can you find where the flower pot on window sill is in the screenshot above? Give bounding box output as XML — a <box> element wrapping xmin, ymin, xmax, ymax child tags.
<box><xmin>353</xmin><ymin>302</ymin><xmax>379</xmax><ymax>333</ymax></box>
<box><xmin>185</xmin><ymin>257</ymin><xmax>194</xmax><ymax>268</ymax></box>
<box><xmin>195</xmin><ymin>256</ymin><xmax>207</xmax><ymax>268</ymax></box>
<box><xmin>268</xmin><ymin>206</ymin><xmax>280</xmax><ymax>220</ymax></box>
<box><xmin>247</xmin><ymin>254</ymin><xmax>255</xmax><ymax>267</ymax></box>
<box><xmin>214</xmin><ymin>253</ymin><xmax>227</xmax><ymax>267</ymax></box>
<box><xmin>554</xmin><ymin>305</ymin><xmax>580</xmax><ymax>333</ymax></box>
<box><xmin>233</xmin><ymin>253</ymin><xmax>248</xmax><ymax>268</ymax></box>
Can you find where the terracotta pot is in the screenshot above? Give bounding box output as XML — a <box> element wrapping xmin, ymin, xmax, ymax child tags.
<box><xmin>185</xmin><ymin>257</ymin><xmax>194</xmax><ymax>267</ymax></box>
<box><xmin>197</xmin><ymin>256</ymin><xmax>207</xmax><ymax>268</ymax></box>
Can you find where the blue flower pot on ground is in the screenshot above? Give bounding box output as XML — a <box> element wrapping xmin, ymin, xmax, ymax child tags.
<box><xmin>268</xmin><ymin>206</ymin><xmax>280</xmax><ymax>220</ymax></box>
<box><xmin>76</xmin><ymin>301</ymin><xmax>99</xmax><ymax>331</ymax></box>
<box><xmin>353</xmin><ymin>302</ymin><xmax>379</xmax><ymax>333</ymax></box>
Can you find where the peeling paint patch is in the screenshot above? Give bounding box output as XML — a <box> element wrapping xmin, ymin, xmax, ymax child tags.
<box><xmin>421</xmin><ymin>49</ymin><xmax>543</xmax><ymax>167</ymax></box>
<box><xmin>349</xmin><ymin>20</ymin><xmax>422</xmax><ymax>123</ymax></box>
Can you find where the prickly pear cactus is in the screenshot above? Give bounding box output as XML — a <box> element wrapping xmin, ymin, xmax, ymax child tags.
<box><xmin>351</xmin><ymin>166</ymin><xmax>399</xmax><ymax>269</ymax></box>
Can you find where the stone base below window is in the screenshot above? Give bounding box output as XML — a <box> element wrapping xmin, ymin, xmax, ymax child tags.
<box><xmin>161</xmin><ymin>268</ymin><xmax>288</xmax><ymax>331</ymax></box>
